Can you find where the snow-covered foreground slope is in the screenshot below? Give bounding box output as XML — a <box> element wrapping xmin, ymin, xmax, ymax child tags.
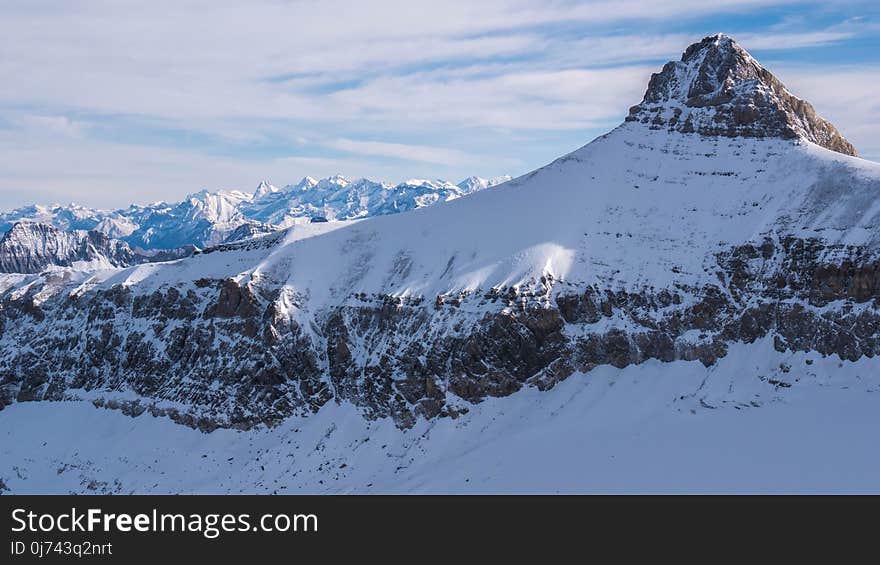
<box><xmin>2</xmin><ymin>341</ymin><xmax>878</xmax><ymax>494</ymax></box>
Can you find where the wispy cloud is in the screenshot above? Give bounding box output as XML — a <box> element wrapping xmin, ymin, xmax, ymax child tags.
<box><xmin>0</xmin><ymin>0</ymin><xmax>877</xmax><ymax>208</ymax></box>
<box><xmin>17</xmin><ymin>115</ymin><xmax>87</xmax><ymax>138</ymax></box>
<box><xmin>327</xmin><ymin>139</ymin><xmax>475</xmax><ymax>166</ymax></box>
<box><xmin>735</xmin><ymin>30</ymin><xmax>856</xmax><ymax>49</ymax></box>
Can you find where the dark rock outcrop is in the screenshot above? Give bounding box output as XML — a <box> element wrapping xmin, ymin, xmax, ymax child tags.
<box><xmin>626</xmin><ymin>34</ymin><xmax>856</xmax><ymax>156</ymax></box>
<box><xmin>222</xmin><ymin>221</ymin><xmax>279</xmax><ymax>244</ymax></box>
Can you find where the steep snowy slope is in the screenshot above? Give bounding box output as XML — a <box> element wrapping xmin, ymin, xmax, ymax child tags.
<box><xmin>245</xmin><ymin>128</ymin><xmax>876</xmax><ymax>307</ymax></box>
<box><xmin>0</xmin><ymin>34</ymin><xmax>878</xmax><ymax>493</ymax></box>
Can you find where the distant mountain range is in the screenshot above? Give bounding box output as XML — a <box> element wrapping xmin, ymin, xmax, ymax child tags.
<box><xmin>0</xmin><ymin>174</ymin><xmax>511</xmax><ymax>252</ymax></box>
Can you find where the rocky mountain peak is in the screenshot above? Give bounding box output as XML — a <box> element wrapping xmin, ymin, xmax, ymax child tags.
<box><xmin>627</xmin><ymin>33</ymin><xmax>856</xmax><ymax>156</ymax></box>
<box><xmin>2</xmin><ymin>220</ymin><xmax>64</xmax><ymax>243</ymax></box>
<box><xmin>457</xmin><ymin>175</ymin><xmax>513</xmax><ymax>192</ymax></box>
<box><xmin>289</xmin><ymin>176</ymin><xmax>318</xmax><ymax>191</ymax></box>
<box><xmin>253</xmin><ymin>180</ymin><xmax>279</xmax><ymax>199</ymax></box>
<box><xmin>0</xmin><ymin>220</ymin><xmax>143</xmax><ymax>273</ymax></box>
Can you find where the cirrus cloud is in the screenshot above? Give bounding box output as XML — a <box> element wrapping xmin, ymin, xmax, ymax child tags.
<box><xmin>0</xmin><ymin>0</ymin><xmax>877</xmax><ymax>208</ymax></box>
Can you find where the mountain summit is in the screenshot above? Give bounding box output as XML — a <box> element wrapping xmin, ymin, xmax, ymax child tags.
<box><xmin>627</xmin><ymin>33</ymin><xmax>856</xmax><ymax>156</ymax></box>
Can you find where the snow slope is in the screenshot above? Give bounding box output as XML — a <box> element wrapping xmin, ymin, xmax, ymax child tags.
<box><xmin>28</xmin><ymin>124</ymin><xmax>876</xmax><ymax>306</ymax></box>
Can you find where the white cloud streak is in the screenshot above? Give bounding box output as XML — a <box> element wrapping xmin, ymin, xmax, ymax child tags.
<box><xmin>0</xmin><ymin>0</ymin><xmax>875</xmax><ymax>207</ymax></box>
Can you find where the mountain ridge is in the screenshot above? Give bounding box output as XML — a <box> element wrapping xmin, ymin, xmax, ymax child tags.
<box><xmin>0</xmin><ymin>220</ymin><xmax>197</xmax><ymax>274</ymax></box>
<box><xmin>0</xmin><ymin>34</ymin><xmax>877</xmax><ymax>438</ymax></box>
<box><xmin>0</xmin><ymin>174</ymin><xmax>512</xmax><ymax>255</ymax></box>
<box><xmin>0</xmin><ymin>221</ymin><xmax>137</xmax><ymax>273</ymax></box>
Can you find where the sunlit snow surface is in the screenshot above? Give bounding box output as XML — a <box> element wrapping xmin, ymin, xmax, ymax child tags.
<box><xmin>5</xmin><ymin>125</ymin><xmax>878</xmax><ymax>307</ymax></box>
<box><xmin>1</xmin><ymin>125</ymin><xmax>879</xmax><ymax>493</ymax></box>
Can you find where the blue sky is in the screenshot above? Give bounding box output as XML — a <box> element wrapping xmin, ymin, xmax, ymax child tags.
<box><xmin>0</xmin><ymin>0</ymin><xmax>878</xmax><ymax>209</ymax></box>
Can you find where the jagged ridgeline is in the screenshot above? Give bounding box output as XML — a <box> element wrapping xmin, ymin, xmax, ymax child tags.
<box><xmin>0</xmin><ymin>175</ymin><xmax>512</xmax><ymax>265</ymax></box>
<box><xmin>627</xmin><ymin>34</ymin><xmax>856</xmax><ymax>155</ymax></box>
<box><xmin>0</xmin><ymin>34</ymin><xmax>877</xmax><ymax>431</ymax></box>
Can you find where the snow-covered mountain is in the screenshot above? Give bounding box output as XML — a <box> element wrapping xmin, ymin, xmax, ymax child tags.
<box><xmin>0</xmin><ymin>175</ymin><xmax>510</xmax><ymax>255</ymax></box>
<box><xmin>455</xmin><ymin>175</ymin><xmax>513</xmax><ymax>192</ymax></box>
<box><xmin>0</xmin><ymin>221</ymin><xmax>197</xmax><ymax>274</ymax></box>
<box><xmin>0</xmin><ymin>221</ymin><xmax>138</xmax><ymax>273</ymax></box>
<box><xmin>1</xmin><ymin>34</ymin><xmax>879</xmax><ymax>493</ymax></box>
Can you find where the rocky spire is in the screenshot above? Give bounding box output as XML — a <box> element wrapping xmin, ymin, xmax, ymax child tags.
<box><xmin>253</xmin><ymin>180</ymin><xmax>279</xmax><ymax>199</ymax></box>
<box><xmin>626</xmin><ymin>33</ymin><xmax>856</xmax><ymax>156</ymax></box>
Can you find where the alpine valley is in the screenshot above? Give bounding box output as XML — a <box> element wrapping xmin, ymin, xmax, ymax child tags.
<box><xmin>1</xmin><ymin>34</ymin><xmax>879</xmax><ymax>494</ymax></box>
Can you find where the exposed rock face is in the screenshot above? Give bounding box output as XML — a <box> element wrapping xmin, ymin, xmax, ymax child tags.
<box><xmin>0</xmin><ymin>221</ymin><xmax>137</xmax><ymax>273</ymax></box>
<box><xmin>1</xmin><ymin>235</ymin><xmax>878</xmax><ymax>428</ymax></box>
<box><xmin>222</xmin><ymin>221</ymin><xmax>278</xmax><ymax>243</ymax></box>
<box><xmin>627</xmin><ymin>34</ymin><xmax>856</xmax><ymax>156</ymax></box>
<box><xmin>0</xmin><ymin>221</ymin><xmax>196</xmax><ymax>274</ymax></box>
